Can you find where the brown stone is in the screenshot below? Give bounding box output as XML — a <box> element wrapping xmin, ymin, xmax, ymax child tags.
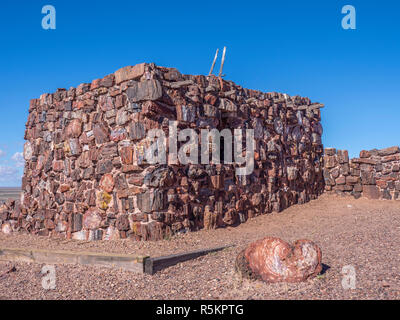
<box><xmin>363</xmin><ymin>185</ymin><xmax>380</xmax><ymax>199</ymax></box>
<box><xmin>382</xmin><ymin>154</ymin><xmax>400</xmax><ymax>162</ymax></box>
<box><xmin>324</xmin><ymin>148</ymin><xmax>336</xmax><ymax>156</ymax></box>
<box><xmin>352</xmin><ymin>158</ymin><xmax>377</xmax><ymax>165</ymax></box>
<box><xmin>236</xmin><ymin>237</ymin><xmax>322</xmax><ymax>283</ymax></box>
<box><xmin>378</xmin><ymin>146</ymin><xmax>400</xmax><ymax>156</ymax></box>
<box><xmin>361</xmin><ymin>171</ymin><xmax>375</xmax><ymax>185</ymax></box>
<box><xmin>60</xmin><ymin>184</ymin><xmax>70</xmax><ymax>193</ymax></box>
<box><xmin>126</xmin><ymin>80</ymin><xmax>162</xmax><ymax>102</ymax></box>
<box><xmin>110</xmin><ymin>128</ymin><xmax>127</xmax><ymax>142</ymax></box>
<box><xmin>204</xmin><ymin>94</ymin><xmax>218</xmax><ymax>106</ymax></box>
<box><xmin>98</xmin><ymin>95</ymin><xmax>114</xmax><ymax>112</ymax></box>
<box><xmin>53</xmin><ymin>161</ymin><xmax>64</xmax><ymax>172</ymax></box>
<box><xmin>329</xmin><ymin>167</ymin><xmax>339</xmax><ymax>179</ymax></box>
<box><xmin>334</xmin><ymin>184</ymin><xmax>353</xmax><ymax>192</ymax></box>
<box><xmin>121</xmin><ymin>164</ymin><xmax>142</xmax><ymax>173</ymax></box>
<box><xmin>163</xmin><ymin>68</ymin><xmax>182</xmax><ymax>81</ymax></box>
<box><xmin>116</xmin><ymin>109</ymin><xmax>129</xmax><ymax>125</ymax></box>
<box><xmin>203</xmin><ymin>205</ymin><xmax>217</xmax><ymax>230</ymax></box>
<box><xmin>65</xmin><ymin>119</ymin><xmax>82</xmax><ymax>138</ymax></box>
<box><xmin>96</xmin><ymin>159</ymin><xmax>113</xmax><ymax>175</ymax></box>
<box><xmin>120</xmin><ymin>146</ymin><xmax>134</xmax><ymax>165</ymax></box>
<box><xmin>93</xmin><ymin>123</ymin><xmax>110</xmax><ymax>144</ymax></box>
<box><xmin>127</xmin><ymin>174</ymin><xmax>144</xmax><ymax>186</ymax></box>
<box><xmin>116</xmin><ymin>214</ymin><xmax>130</xmax><ymax>231</ymax></box>
<box><xmin>353</xmin><ymin>184</ymin><xmax>363</xmax><ymax>192</ymax></box>
<box><xmin>100</xmin><ymin>144</ymin><xmax>118</xmax><ymax>158</ymax></box>
<box><xmin>114</xmin><ymin>63</ymin><xmax>146</xmax><ymax>84</ymax></box>
<box><xmin>324</xmin><ymin>155</ymin><xmax>337</xmax><ymax>169</ymax></box>
<box><xmin>376</xmin><ymin>179</ymin><xmax>388</xmax><ymax>189</ymax></box>
<box><xmin>335</xmin><ymin>176</ymin><xmax>346</xmax><ymax>185</ymax></box>
<box><xmin>340</xmin><ymin>163</ymin><xmax>350</xmax><ymax>176</ymax></box>
<box><xmin>211</xmin><ymin>175</ymin><xmax>224</xmax><ymax>189</ymax></box>
<box><xmin>70</xmin><ymin>213</ymin><xmax>83</xmax><ymax>232</ymax></box>
<box><xmin>359</xmin><ymin>150</ymin><xmax>370</xmax><ymax>158</ymax></box>
<box><xmin>346</xmin><ymin>176</ymin><xmax>359</xmax><ymax>185</ymax></box>
<box><xmin>100</xmin><ymin>74</ymin><xmax>114</xmax><ymax>88</ymax></box>
<box><xmin>129</xmin><ymin>186</ymin><xmax>143</xmax><ymax>195</ymax></box>
<box><xmin>337</xmin><ymin>150</ymin><xmax>349</xmax><ymax>164</ymax></box>
<box><xmin>129</xmin><ymin>122</ymin><xmax>145</xmax><ymax>140</ymax></box>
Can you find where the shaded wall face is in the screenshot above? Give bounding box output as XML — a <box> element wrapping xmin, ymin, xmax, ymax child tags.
<box><xmin>3</xmin><ymin>63</ymin><xmax>324</xmax><ymax>240</ymax></box>
<box><xmin>323</xmin><ymin>146</ymin><xmax>400</xmax><ymax>200</ymax></box>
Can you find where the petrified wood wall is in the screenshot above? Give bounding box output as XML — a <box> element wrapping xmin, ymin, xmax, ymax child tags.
<box><xmin>1</xmin><ymin>63</ymin><xmax>325</xmax><ymax>240</ymax></box>
<box><xmin>324</xmin><ymin>146</ymin><xmax>400</xmax><ymax>200</ymax></box>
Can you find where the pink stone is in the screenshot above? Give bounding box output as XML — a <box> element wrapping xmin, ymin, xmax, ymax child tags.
<box><xmin>83</xmin><ymin>208</ymin><xmax>103</xmax><ymax>230</ymax></box>
<box><xmin>65</xmin><ymin>119</ymin><xmax>82</xmax><ymax>138</ymax></box>
<box><xmin>100</xmin><ymin>173</ymin><xmax>114</xmax><ymax>193</ymax></box>
<box><xmin>1</xmin><ymin>223</ymin><xmax>12</xmax><ymax>235</ymax></box>
<box><xmin>23</xmin><ymin>141</ymin><xmax>33</xmax><ymax>160</ymax></box>
<box><xmin>72</xmin><ymin>231</ymin><xmax>86</xmax><ymax>240</ymax></box>
<box><xmin>93</xmin><ymin>123</ymin><xmax>110</xmax><ymax>144</ymax></box>
<box><xmin>104</xmin><ymin>226</ymin><xmax>120</xmax><ymax>240</ymax></box>
<box><xmin>236</xmin><ymin>237</ymin><xmax>322</xmax><ymax>283</ymax></box>
<box><xmin>98</xmin><ymin>95</ymin><xmax>114</xmax><ymax>112</ymax></box>
<box><xmin>53</xmin><ymin>160</ymin><xmax>64</xmax><ymax>172</ymax></box>
<box><xmin>110</xmin><ymin>128</ymin><xmax>127</xmax><ymax>142</ymax></box>
<box><xmin>90</xmin><ymin>79</ymin><xmax>101</xmax><ymax>90</ymax></box>
<box><xmin>335</xmin><ymin>176</ymin><xmax>346</xmax><ymax>185</ymax></box>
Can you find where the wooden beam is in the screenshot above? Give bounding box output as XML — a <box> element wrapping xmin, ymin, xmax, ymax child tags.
<box><xmin>218</xmin><ymin>46</ymin><xmax>227</xmax><ymax>78</ymax></box>
<box><xmin>0</xmin><ymin>247</ymin><xmax>145</xmax><ymax>273</ymax></box>
<box><xmin>208</xmin><ymin>49</ymin><xmax>219</xmax><ymax>76</ymax></box>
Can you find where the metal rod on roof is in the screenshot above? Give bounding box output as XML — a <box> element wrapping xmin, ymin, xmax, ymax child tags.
<box><xmin>208</xmin><ymin>49</ymin><xmax>219</xmax><ymax>76</ymax></box>
<box><xmin>218</xmin><ymin>46</ymin><xmax>227</xmax><ymax>78</ymax></box>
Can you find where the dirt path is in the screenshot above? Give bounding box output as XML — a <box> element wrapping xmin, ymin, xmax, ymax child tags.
<box><xmin>1</xmin><ymin>194</ymin><xmax>399</xmax><ymax>299</ymax></box>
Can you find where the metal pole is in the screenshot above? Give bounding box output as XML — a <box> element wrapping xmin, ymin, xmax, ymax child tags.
<box><xmin>218</xmin><ymin>46</ymin><xmax>226</xmax><ymax>78</ymax></box>
<box><xmin>208</xmin><ymin>49</ymin><xmax>219</xmax><ymax>76</ymax></box>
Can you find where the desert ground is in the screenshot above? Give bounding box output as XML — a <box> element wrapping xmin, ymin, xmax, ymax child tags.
<box><xmin>0</xmin><ymin>187</ymin><xmax>21</xmax><ymax>202</ymax></box>
<box><xmin>0</xmin><ymin>193</ymin><xmax>399</xmax><ymax>300</ymax></box>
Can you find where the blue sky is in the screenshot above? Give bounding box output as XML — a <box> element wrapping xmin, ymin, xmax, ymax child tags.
<box><xmin>0</xmin><ymin>0</ymin><xmax>399</xmax><ymax>186</ymax></box>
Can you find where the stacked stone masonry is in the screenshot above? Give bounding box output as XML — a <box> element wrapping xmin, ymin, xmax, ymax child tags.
<box><xmin>323</xmin><ymin>146</ymin><xmax>400</xmax><ymax>200</ymax></box>
<box><xmin>0</xmin><ymin>63</ymin><xmax>326</xmax><ymax>240</ymax></box>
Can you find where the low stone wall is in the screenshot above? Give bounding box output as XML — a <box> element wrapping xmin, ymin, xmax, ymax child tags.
<box><xmin>323</xmin><ymin>146</ymin><xmax>400</xmax><ymax>200</ymax></box>
<box><xmin>0</xmin><ymin>63</ymin><xmax>325</xmax><ymax>241</ymax></box>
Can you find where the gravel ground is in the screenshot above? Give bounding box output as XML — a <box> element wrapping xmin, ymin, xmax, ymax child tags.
<box><xmin>0</xmin><ymin>193</ymin><xmax>399</xmax><ymax>300</ymax></box>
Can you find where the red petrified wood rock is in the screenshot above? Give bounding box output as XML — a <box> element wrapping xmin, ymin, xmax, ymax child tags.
<box><xmin>100</xmin><ymin>173</ymin><xmax>114</xmax><ymax>193</ymax></box>
<box><xmin>236</xmin><ymin>237</ymin><xmax>322</xmax><ymax>283</ymax></box>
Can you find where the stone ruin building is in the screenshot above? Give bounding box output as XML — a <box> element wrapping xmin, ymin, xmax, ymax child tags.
<box><xmin>1</xmin><ymin>62</ymin><xmax>397</xmax><ymax>241</ymax></box>
<box><xmin>323</xmin><ymin>146</ymin><xmax>400</xmax><ymax>200</ymax></box>
<box><xmin>0</xmin><ymin>63</ymin><xmax>326</xmax><ymax>240</ymax></box>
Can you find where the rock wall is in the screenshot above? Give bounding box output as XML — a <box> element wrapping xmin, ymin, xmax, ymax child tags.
<box><xmin>323</xmin><ymin>146</ymin><xmax>400</xmax><ymax>200</ymax></box>
<box><xmin>0</xmin><ymin>63</ymin><xmax>325</xmax><ymax>240</ymax></box>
